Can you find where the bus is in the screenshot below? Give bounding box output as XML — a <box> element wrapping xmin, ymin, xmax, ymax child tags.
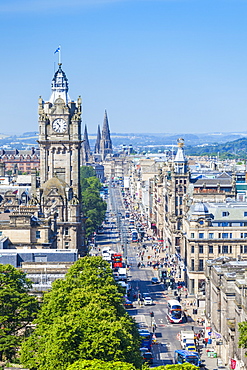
<box><xmin>174</xmin><ymin>350</ymin><xmax>201</xmax><ymax>367</ymax></box>
<box><xmin>167</xmin><ymin>299</ymin><xmax>183</xmax><ymax>323</ymax></box>
<box><xmin>138</xmin><ymin>329</ymin><xmax>152</xmax><ymax>350</ymax></box>
<box><xmin>131</xmin><ymin>230</ymin><xmax>138</xmax><ymax>242</ymax></box>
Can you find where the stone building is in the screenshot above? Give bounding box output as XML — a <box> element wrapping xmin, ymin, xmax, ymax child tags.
<box><xmin>205</xmin><ymin>258</ymin><xmax>247</xmax><ymax>370</ymax></box>
<box><xmin>0</xmin><ymin>63</ymin><xmax>85</xmax><ymax>255</ymax></box>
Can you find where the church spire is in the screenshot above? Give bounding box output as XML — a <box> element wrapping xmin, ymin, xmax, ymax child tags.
<box><xmin>82</xmin><ymin>124</ymin><xmax>91</xmax><ymax>163</ymax></box>
<box><xmin>49</xmin><ymin>63</ymin><xmax>71</xmax><ymax>105</ymax></box>
<box><xmin>101</xmin><ymin>110</ymin><xmax>111</xmax><ymax>141</ymax></box>
<box><xmin>100</xmin><ymin>110</ymin><xmax>112</xmax><ymax>159</ymax></box>
<box><xmin>94</xmin><ymin>124</ymin><xmax>101</xmax><ymax>154</ymax></box>
<box><xmin>84</xmin><ymin>125</ymin><xmax>90</xmax><ymax>152</ymax></box>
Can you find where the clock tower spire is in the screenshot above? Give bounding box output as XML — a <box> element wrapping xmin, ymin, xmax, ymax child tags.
<box><xmin>49</xmin><ymin>63</ymin><xmax>71</xmax><ymax>105</ymax></box>
<box><xmin>37</xmin><ymin>64</ymin><xmax>84</xmax><ymax>253</ymax></box>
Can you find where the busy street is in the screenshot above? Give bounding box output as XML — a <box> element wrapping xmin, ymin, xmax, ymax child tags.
<box><xmin>90</xmin><ymin>181</ymin><xmax>221</xmax><ymax>369</ymax></box>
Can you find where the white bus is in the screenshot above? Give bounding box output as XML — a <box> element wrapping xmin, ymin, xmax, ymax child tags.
<box><xmin>167</xmin><ymin>299</ymin><xmax>183</xmax><ymax>324</ymax></box>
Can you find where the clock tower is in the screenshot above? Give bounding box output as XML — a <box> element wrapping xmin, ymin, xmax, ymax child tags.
<box><xmin>37</xmin><ymin>63</ymin><xmax>84</xmax><ymax>253</ymax></box>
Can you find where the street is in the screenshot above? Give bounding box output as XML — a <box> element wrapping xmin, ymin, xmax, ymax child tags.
<box><xmin>92</xmin><ymin>182</ymin><xmax>216</xmax><ymax>368</ymax></box>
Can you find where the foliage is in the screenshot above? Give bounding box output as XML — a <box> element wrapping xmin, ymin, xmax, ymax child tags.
<box><xmin>80</xmin><ymin>166</ymin><xmax>107</xmax><ymax>239</ymax></box>
<box><xmin>0</xmin><ymin>264</ymin><xmax>39</xmax><ymax>361</ymax></box>
<box><xmin>20</xmin><ymin>257</ymin><xmax>142</xmax><ymax>370</ymax></box>
<box><xmin>154</xmin><ymin>365</ymin><xmax>198</xmax><ymax>370</ymax></box>
<box><xmin>80</xmin><ymin>166</ymin><xmax>96</xmax><ymax>179</ymax></box>
<box><xmin>66</xmin><ymin>360</ymin><xmax>199</xmax><ymax>370</ymax></box>
<box><xmin>238</xmin><ymin>321</ymin><xmax>247</xmax><ymax>350</ymax></box>
<box><xmin>67</xmin><ymin>359</ymin><xmax>137</xmax><ymax>369</ymax></box>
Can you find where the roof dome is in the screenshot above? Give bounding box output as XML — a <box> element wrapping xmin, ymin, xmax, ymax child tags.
<box><xmin>193</xmin><ymin>202</ymin><xmax>208</xmax><ymax>214</ymax></box>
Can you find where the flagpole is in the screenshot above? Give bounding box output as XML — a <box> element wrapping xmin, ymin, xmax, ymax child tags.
<box><xmin>59</xmin><ymin>45</ymin><xmax>61</xmax><ymax>64</ymax></box>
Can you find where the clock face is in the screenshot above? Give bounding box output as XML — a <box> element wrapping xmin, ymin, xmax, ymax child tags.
<box><xmin>52</xmin><ymin>118</ymin><xmax>67</xmax><ymax>133</ymax></box>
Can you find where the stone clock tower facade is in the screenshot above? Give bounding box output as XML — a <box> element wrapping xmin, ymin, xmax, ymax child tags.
<box><xmin>36</xmin><ymin>63</ymin><xmax>84</xmax><ymax>254</ymax></box>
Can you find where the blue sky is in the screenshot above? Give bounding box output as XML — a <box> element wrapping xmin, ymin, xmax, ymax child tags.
<box><xmin>1</xmin><ymin>0</ymin><xmax>247</xmax><ymax>134</ymax></box>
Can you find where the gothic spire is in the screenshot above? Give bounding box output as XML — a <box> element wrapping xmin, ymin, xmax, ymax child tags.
<box><xmin>94</xmin><ymin>124</ymin><xmax>101</xmax><ymax>154</ymax></box>
<box><xmin>101</xmin><ymin>110</ymin><xmax>111</xmax><ymax>141</ymax></box>
<box><xmin>83</xmin><ymin>124</ymin><xmax>90</xmax><ymax>152</ymax></box>
<box><xmin>100</xmin><ymin>110</ymin><xmax>112</xmax><ymax>159</ymax></box>
<box><xmin>49</xmin><ymin>63</ymin><xmax>71</xmax><ymax>105</ymax></box>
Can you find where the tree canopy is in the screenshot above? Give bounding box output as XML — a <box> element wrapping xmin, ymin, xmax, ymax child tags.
<box><xmin>0</xmin><ymin>264</ymin><xmax>38</xmax><ymax>362</ymax></box>
<box><xmin>66</xmin><ymin>359</ymin><xmax>198</xmax><ymax>370</ymax></box>
<box><xmin>80</xmin><ymin>166</ymin><xmax>107</xmax><ymax>239</ymax></box>
<box><xmin>20</xmin><ymin>257</ymin><xmax>142</xmax><ymax>370</ymax></box>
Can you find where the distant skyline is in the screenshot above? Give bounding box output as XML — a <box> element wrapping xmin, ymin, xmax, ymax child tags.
<box><xmin>1</xmin><ymin>0</ymin><xmax>247</xmax><ymax>135</ymax></box>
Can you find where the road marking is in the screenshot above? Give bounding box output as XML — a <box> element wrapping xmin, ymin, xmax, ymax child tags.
<box><xmin>160</xmin><ymin>353</ymin><xmax>171</xmax><ymax>359</ymax></box>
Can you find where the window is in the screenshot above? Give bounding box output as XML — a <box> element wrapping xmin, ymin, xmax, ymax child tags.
<box><xmin>65</xmin><ymin>242</ymin><xmax>69</xmax><ymax>249</ymax></box>
<box><xmin>190</xmin><ymin>233</ymin><xmax>195</xmax><ymax>239</ymax></box>
<box><xmin>179</xmin><ymin>196</ymin><xmax>183</xmax><ymax>205</ymax></box>
<box><xmin>222</xmin><ymin>233</ymin><xmax>228</xmax><ymax>239</ymax></box>
<box><xmin>208</xmin><ymin>245</ymin><xmax>213</xmax><ymax>254</ymax></box>
<box><xmin>0</xmin><ymin>231</ymin><xmax>2</xmax><ymax>236</ymax></box>
<box><xmin>241</xmin><ymin>245</ymin><xmax>247</xmax><ymax>253</ymax></box>
<box><xmin>222</xmin><ymin>245</ymin><xmax>228</xmax><ymax>254</ymax></box>
<box><xmin>191</xmin><ymin>245</ymin><xmax>194</xmax><ymax>254</ymax></box>
<box><xmin>230</xmin><ymin>233</ymin><xmax>232</xmax><ymax>239</ymax></box>
<box><xmin>218</xmin><ymin>233</ymin><xmax>221</xmax><ymax>239</ymax></box>
<box><xmin>209</xmin><ymin>233</ymin><xmax>214</xmax><ymax>239</ymax></box>
<box><xmin>64</xmin><ymin>227</ymin><xmax>69</xmax><ymax>236</ymax></box>
<box><xmin>230</xmin><ymin>246</ymin><xmax>232</xmax><ymax>254</ymax></box>
<box><xmin>240</xmin><ymin>233</ymin><xmax>247</xmax><ymax>239</ymax></box>
<box><xmin>222</xmin><ymin>211</ymin><xmax>229</xmax><ymax>217</ymax></box>
<box><xmin>244</xmin><ymin>212</ymin><xmax>247</xmax><ymax>217</ymax></box>
<box><xmin>199</xmin><ymin>259</ymin><xmax>204</xmax><ymax>271</ymax></box>
<box><xmin>36</xmin><ymin>231</ymin><xmax>41</xmax><ymax>239</ymax></box>
<box><xmin>199</xmin><ymin>245</ymin><xmax>204</xmax><ymax>254</ymax></box>
<box><xmin>199</xmin><ymin>233</ymin><xmax>204</xmax><ymax>239</ymax></box>
<box><xmin>218</xmin><ymin>245</ymin><xmax>221</xmax><ymax>254</ymax></box>
<box><xmin>191</xmin><ymin>259</ymin><xmax>194</xmax><ymax>271</ymax></box>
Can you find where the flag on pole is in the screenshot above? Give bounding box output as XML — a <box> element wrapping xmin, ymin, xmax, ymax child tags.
<box><xmin>12</xmin><ymin>189</ymin><xmax>18</xmax><ymax>194</ymax></box>
<box><xmin>54</xmin><ymin>46</ymin><xmax>60</xmax><ymax>54</ymax></box>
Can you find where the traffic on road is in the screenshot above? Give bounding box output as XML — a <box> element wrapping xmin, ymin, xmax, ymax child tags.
<box><xmin>89</xmin><ymin>180</ymin><xmax>213</xmax><ymax>368</ymax></box>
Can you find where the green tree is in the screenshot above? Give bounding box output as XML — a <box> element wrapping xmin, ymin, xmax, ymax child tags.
<box><xmin>67</xmin><ymin>359</ymin><xmax>137</xmax><ymax>369</ymax></box>
<box><xmin>0</xmin><ymin>264</ymin><xmax>38</xmax><ymax>362</ymax></box>
<box><xmin>66</xmin><ymin>360</ymin><xmax>199</xmax><ymax>370</ymax></box>
<box><xmin>20</xmin><ymin>257</ymin><xmax>142</xmax><ymax>370</ymax></box>
<box><xmin>80</xmin><ymin>166</ymin><xmax>96</xmax><ymax>179</ymax></box>
<box><xmin>238</xmin><ymin>321</ymin><xmax>247</xmax><ymax>350</ymax></box>
<box><xmin>154</xmin><ymin>365</ymin><xmax>198</xmax><ymax>370</ymax></box>
<box><xmin>80</xmin><ymin>167</ymin><xmax>107</xmax><ymax>239</ymax></box>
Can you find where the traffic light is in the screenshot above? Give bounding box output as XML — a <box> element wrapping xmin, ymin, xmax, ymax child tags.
<box><xmin>150</xmin><ymin>311</ymin><xmax>154</xmax><ymax>318</ymax></box>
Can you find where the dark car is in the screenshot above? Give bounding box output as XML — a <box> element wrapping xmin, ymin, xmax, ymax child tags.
<box><xmin>151</xmin><ymin>277</ymin><xmax>159</xmax><ymax>284</ymax></box>
<box><xmin>124</xmin><ymin>299</ymin><xmax>133</xmax><ymax>309</ymax></box>
<box><xmin>142</xmin><ymin>351</ymin><xmax>153</xmax><ymax>364</ymax></box>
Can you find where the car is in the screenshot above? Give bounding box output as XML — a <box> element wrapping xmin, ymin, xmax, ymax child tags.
<box><xmin>143</xmin><ymin>297</ymin><xmax>153</xmax><ymax>306</ymax></box>
<box><xmin>151</xmin><ymin>277</ymin><xmax>159</xmax><ymax>284</ymax></box>
<box><xmin>142</xmin><ymin>351</ymin><xmax>153</xmax><ymax>364</ymax></box>
<box><xmin>124</xmin><ymin>299</ymin><xmax>133</xmax><ymax>309</ymax></box>
<box><xmin>142</xmin><ymin>292</ymin><xmax>150</xmax><ymax>298</ymax></box>
<box><xmin>140</xmin><ymin>347</ymin><xmax>149</xmax><ymax>356</ymax></box>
